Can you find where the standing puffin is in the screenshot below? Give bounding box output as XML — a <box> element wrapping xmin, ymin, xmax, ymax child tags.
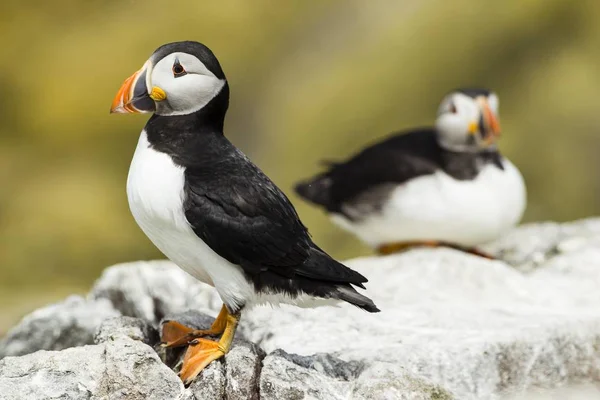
<box><xmin>295</xmin><ymin>89</ymin><xmax>526</xmax><ymax>258</ymax></box>
<box><xmin>109</xmin><ymin>41</ymin><xmax>378</xmax><ymax>384</ymax></box>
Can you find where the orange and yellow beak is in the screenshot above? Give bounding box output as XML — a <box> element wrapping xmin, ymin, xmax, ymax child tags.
<box><xmin>470</xmin><ymin>97</ymin><xmax>501</xmax><ymax>145</ymax></box>
<box><xmin>481</xmin><ymin>99</ymin><xmax>500</xmax><ymax>139</ymax></box>
<box><xmin>110</xmin><ymin>63</ymin><xmax>156</xmax><ymax>114</ymax></box>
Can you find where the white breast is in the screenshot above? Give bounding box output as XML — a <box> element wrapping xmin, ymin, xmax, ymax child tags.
<box><xmin>126</xmin><ymin>131</ymin><xmax>254</xmax><ymax>311</ymax></box>
<box><xmin>331</xmin><ymin>160</ymin><xmax>526</xmax><ymax>247</ymax></box>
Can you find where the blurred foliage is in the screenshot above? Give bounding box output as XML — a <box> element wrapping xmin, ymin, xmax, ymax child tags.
<box><xmin>0</xmin><ymin>0</ymin><xmax>599</xmax><ymax>332</ymax></box>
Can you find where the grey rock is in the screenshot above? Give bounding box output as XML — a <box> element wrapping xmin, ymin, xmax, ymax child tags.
<box><xmin>94</xmin><ymin>316</ymin><xmax>159</xmax><ymax>346</ymax></box>
<box><xmin>0</xmin><ymin>337</ymin><xmax>185</xmax><ymax>400</ymax></box>
<box><xmin>483</xmin><ymin>218</ymin><xmax>600</xmax><ymax>269</ymax></box>
<box><xmin>188</xmin><ymin>361</ymin><xmax>226</xmax><ymax>400</ymax></box>
<box><xmin>276</xmin><ymin>350</ymin><xmax>364</xmax><ymax>381</ymax></box>
<box><xmin>6</xmin><ymin>219</ymin><xmax>600</xmax><ymax>399</ymax></box>
<box><xmin>0</xmin><ymin>344</ymin><xmax>107</xmax><ymax>400</ymax></box>
<box><xmin>482</xmin><ymin>222</ymin><xmax>563</xmax><ymax>268</ymax></box>
<box><xmin>225</xmin><ymin>340</ymin><xmax>265</xmax><ymax>400</ymax></box>
<box><xmin>89</xmin><ymin>260</ymin><xmax>220</xmax><ymax>324</ymax></box>
<box><xmin>258</xmin><ymin>350</ymin><xmax>452</xmax><ymax>400</ymax></box>
<box><xmin>503</xmin><ymin>383</ymin><xmax>600</xmax><ymax>400</ymax></box>
<box><xmin>0</xmin><ymin>295</ymin><xmax>119</xmax><ymax>359</ymax></box>
<box><xmin>240</xmin><ymin>238</ymin><xmax>600</xmax><ymax>399</ymax></box>
<box><xmin>353</xmin><ymin>362</ymin><xmax>455</xmax><ymax>400</ymax></box>
<box><xmin>260</xmin><ymin>349</ymin><xmax>351</xmax><ymax>400</ymax></box>
<box><xmin>102</xmin><ymin>337</ymin><xmax>184</xmax><ymax>399</ymax></box>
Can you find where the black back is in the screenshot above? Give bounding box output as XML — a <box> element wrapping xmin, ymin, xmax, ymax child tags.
<box><xmin>295</xmin><ymin>128</ymin><xmax>504</xmax><ymax>217</ymax></box>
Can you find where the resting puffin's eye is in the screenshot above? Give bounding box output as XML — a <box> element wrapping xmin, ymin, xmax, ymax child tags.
<box><xmin>172</xmin><ymin>61</ymin><xmax>186</xmax><ymax>77</ymax></box>
<box><xmin>449</xmin><ymin>103</ymin><xmax>457</xmax><ymax>114</ymax></box>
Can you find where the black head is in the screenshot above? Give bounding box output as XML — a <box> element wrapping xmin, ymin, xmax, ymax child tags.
<box><xmin>454</xmin><ymin>87</ymin><xmax>492</xmax><ymax>99</ymax></box>
<box><xmin>150</xmin><ymin>41</ymin><xmax>226</xmax><ymax>81</ymax></box>
<box><xmin>110</xmin><ymin>41</ymin><xmax>229</xmax><ymax>129</ymax></box>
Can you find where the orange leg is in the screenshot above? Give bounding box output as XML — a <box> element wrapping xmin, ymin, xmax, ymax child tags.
<box><xmin>377</xmin><ymin>240</ymin><xmax>495</xmax><ymax>260</ymax></box>
<box><xmin>161</xmin><ymin>304</ymin><xmax>229</xmax><ymax>348</ymax></box>
<box><xmin>179</xmin><ymin>309</ymin><xmax>240</xmax><ymax>384</ymax></box>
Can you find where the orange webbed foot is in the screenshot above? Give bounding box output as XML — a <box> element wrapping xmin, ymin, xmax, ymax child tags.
<box><xmin>161</xmin><ymin>320</ymin><xmax>213</xmax><ymax>348</ymax></box>
<box><xmin>179</xmin><ymin>338</ymin><xmax>226</xmax><ymax>384</ymax></box>
<box><xmin>162</xmin><ymin>305</ymin><xmax>241</xmax><ymax>385</ymax></box>
<box><xmin>161</xmin><ymin>304</ymin><xmax>230</xmax><ymax>348</ymax></box>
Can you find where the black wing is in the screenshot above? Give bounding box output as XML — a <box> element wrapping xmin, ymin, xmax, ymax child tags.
<box><xmin>183</xmin><ymin>147</ymin><xmax>366</xmax><ymax>286</ymax></box>
<box><xmin>185</xmin><ymin>163</ymin><xmax>310</xmax><ymax>271</ymax></box>
<box><xmin>295</xmin><ymin>128</ymin><xmax>443</xmax><ymax>212</ymax></box>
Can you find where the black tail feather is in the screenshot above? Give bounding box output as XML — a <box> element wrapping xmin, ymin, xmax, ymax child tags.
<box><xmin>335</xmin><ymin>285</ymin><xmax>380</xmax><ymax>313</ymax></box>
<box><xmin>294</xmin><ymin>246</ymin><xmax>368</xmax><ymax>287</ymax></box>
<box><xmin>319</xmin><ymin>159</ymin><xmax>339</xmax><ymax>168</ymax></box>
<box><xmin>294</xmin><ymin>175</ymin><xmax>333</xmax><ymax>209</ymax></box>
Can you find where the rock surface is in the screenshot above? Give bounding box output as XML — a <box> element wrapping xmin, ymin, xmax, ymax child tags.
<box><xmin>242</xmin><ymin>247</ymin><xmax>600</xmax><ymax>398</ymax></box>
<box><xmin>224</xmin><ymin>340</ymin><xmax>264</xmax><ymax>400</ymax></box>
<box><xmin>89</xmin><ymin>260</ymin><xmax>218</xmax><ymax>324</ymax></box>
<box><xmin>483</xmin><ymin>217</ymin><xmax>600</xmax><ymax>270</ymax></box>
<box><xmin>94</xmin><ymin>316</ymin><xmax>159</xmax><ymax>346</ymax></box>
<box><xmin>0</xmin><ymin>295</ymin><xmax>119</xmax><ymax>358</ymax></box>
<box><xmin>0</xmin><ymin>338</ymin><xmax>185</xmax><ymax>400</ymax></box>
<box><xmin>3</xmin><ymin>219</ymin><xmax>600</xmax><ymax>399</ymax></box>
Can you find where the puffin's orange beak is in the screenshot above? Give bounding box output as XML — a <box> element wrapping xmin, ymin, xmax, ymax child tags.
<box><xmin>482</xmin><ymin>101</ymin><xmax>501</xmax><ymax>137</ymax></box>
<box><xmin>477</xmin><ymin>98</ymin><xmax>501</xmax><ymax>145</ymax></box>
<box><xmin>110</xmin><ymin>63</ymin><xmax>155</xmax><ymax>114</ymax></box>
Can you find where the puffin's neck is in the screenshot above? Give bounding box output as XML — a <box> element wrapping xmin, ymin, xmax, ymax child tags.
<box><xmin>147</xmin><ymin>81</ymin><xmax>229</xmax><ymax>134</ymax></box>
<box><xmin>194</xmin><ymin>82</ymin><xmax>230</xmax><ymax>132</ymax></box>
<box><xmin>144</xmin><ymin>84</ymin><xmax>232</xmax><ymax>167</ymax></box>
<box><xmin>439</xmin><ymin>146</ymin><xmax>503</xmax><ymax>179</ymax></box>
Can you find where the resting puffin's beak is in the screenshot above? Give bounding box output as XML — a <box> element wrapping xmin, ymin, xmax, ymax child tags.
<box><xmin>479</xmin><ymin>98</ymin><xmax>501</xmax><ymax>144</ymax></box>
<box><xmin>110</xmin><ymin>62</ymin><xmax>155</xmax><ymax>114</ymax></box>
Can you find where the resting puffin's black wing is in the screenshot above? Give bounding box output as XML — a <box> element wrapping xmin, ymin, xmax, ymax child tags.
<box><xmin>183</xmin><ymin>145</ymin><xmax>367</xmax><ymax>286</ymax></box>
<box><xmin>295</xmin><ymin>128</ymin><xmax>443</xmax><ymax>212</ymax></box>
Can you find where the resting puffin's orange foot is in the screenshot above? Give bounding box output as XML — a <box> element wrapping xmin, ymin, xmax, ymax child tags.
<box><xmin>377</xmin><ymin>240</ymin><xmax>496</xmax><ymax>260</ymax></box>
<box><xmin>377</xmin><ymin>241</ymin><xmax>415</xmax><ymax>255</ymax></box>
<box><xmin>161</xmin><ymin>304</ymin><xmax>230</xmax><ymax>347</ymax></box>
<box><xmin>434</xmin><ymin>241</ymin><xmax>496</xmax><ymax>260</ymax></box>
<box><xmin>458</xmin><ymin>246</ymin><xmax>495</xmax><ymax>260</ymax></box>
<box><xmin>179</xmin><ymin>338</ymin><xmax>226</xmax><ymax>384</ymax></box>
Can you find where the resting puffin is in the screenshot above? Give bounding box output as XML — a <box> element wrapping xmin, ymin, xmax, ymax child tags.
<box><xmin>295</xmin><ymin>89</ymin><xmax>526</xmax><ymax>258</ymax></box>
<box><xmin>109</xmin><ymin>41</ymin><xmax>378</xmax><ymax>383</ymax></box>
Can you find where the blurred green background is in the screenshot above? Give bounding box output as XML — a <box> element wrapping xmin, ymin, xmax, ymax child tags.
<box><xmin>1</xmin><ymin>0</ymin><xmax>599</xmax><ymax>333</ymax></box>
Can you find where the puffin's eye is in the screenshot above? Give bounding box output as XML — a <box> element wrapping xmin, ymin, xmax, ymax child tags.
<box><xmin>172</xmin><ymin>62</ymin><xmax>186</xmax><ymax>77</ymax></box>
<box><xmin>449</xmin><ymin>103</ymin><xmax>457</xmax><ymax>114</ymax></box>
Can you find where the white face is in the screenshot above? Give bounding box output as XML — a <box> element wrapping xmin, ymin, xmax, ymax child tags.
<box><xmin>435</xmin><ymin>92</ymin><xmax>500</xmax><ymax>151</ymax></box>
<box><xmin>149</xmin><ymin>52</ymin><xmax>226</xmax><ymax>116</ymax></box>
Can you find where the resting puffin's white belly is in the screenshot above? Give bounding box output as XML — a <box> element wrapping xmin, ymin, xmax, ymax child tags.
<box><xmin>126</xmin><ymin>131</ymin><xmax>254</xmax><ymax>310</ymax></box>
<box><xmin>332</xmin><ymin>160</ymin><xmax>526</xmax><ymax>247</ymax></box>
